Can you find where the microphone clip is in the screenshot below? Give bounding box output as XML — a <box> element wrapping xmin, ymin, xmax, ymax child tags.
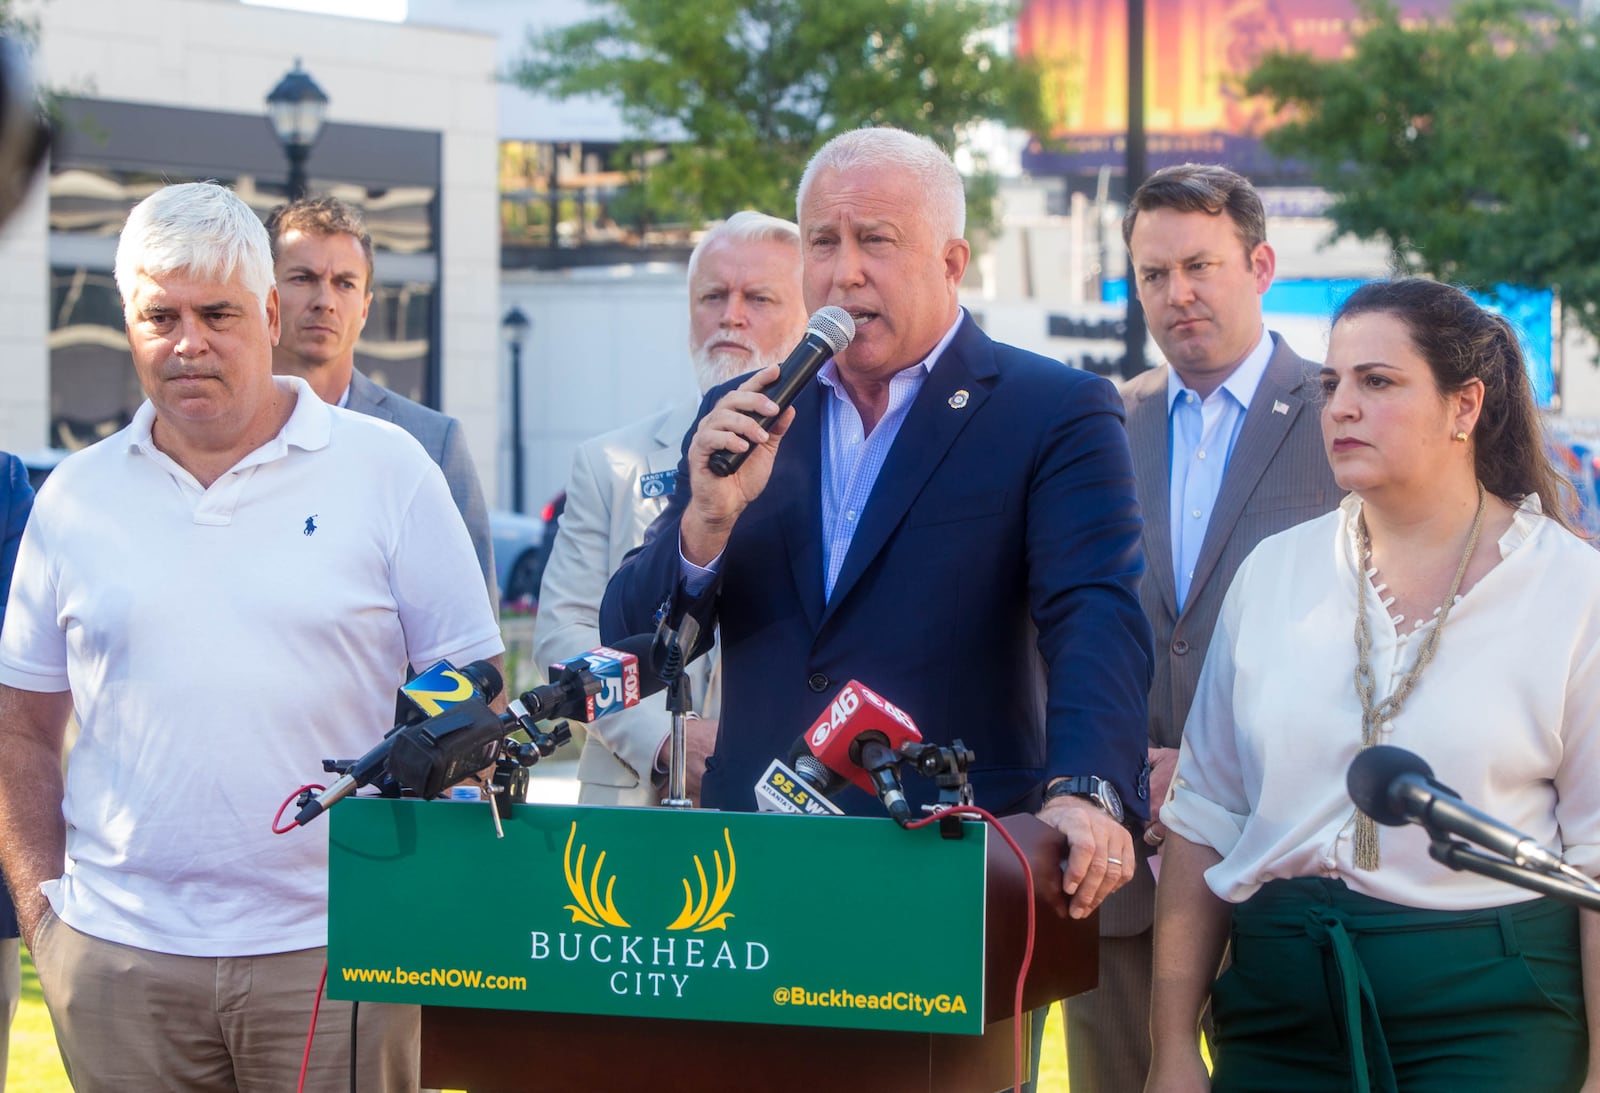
<box><xmin>652</xmin><ymin>607</ymin><xmax>701</xmax><ymax>686</ymax></box>
<box><xmin>904</xmin><ymin>740</ymin><xmax>976</xmax><ymax>839</ymax></box>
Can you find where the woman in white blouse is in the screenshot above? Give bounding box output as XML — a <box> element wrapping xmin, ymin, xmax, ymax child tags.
<box><xmin>1147</xmin><ymin>278</ymin><xmax>1600</xmax><ymax>1093</ymax></box>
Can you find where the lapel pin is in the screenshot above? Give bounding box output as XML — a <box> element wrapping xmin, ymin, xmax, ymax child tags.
<box><xmin>1272</xmin><ymin>400</ymin><xmax>1289</xmax><ymax>415</ymax></box>
<box><xmin>948</xmin><ymin>390</ymin><xmax>970</xmax><ymax>409</ymax></box>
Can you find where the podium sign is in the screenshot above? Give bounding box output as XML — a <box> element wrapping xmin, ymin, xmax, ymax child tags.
<box><xmin>328</xmin><ymin>800</ymin><xmax>988</xmax><ymax>1034</ymax></box>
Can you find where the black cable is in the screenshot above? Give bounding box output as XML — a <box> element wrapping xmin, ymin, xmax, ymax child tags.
<box><xmin>349</xmin><ymin>1000</ymin><xmax>359</xmax><ymax>1093</ymax></box>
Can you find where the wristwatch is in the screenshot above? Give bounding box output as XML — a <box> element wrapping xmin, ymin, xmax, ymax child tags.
<box><xmin>1043</xmin><ymin>775</ymin><xmax>1125</xmax><ymax>824</ymax></box>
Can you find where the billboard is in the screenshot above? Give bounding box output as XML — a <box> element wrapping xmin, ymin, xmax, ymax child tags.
<box><xmin>1017</xmin><ymin>0</ymin><xmax>1581</xmax><ymax>177</ymax></box>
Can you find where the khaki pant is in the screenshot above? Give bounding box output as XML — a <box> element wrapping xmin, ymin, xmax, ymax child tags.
<box><xmin>30</xmin><ymin>908</ymin><xmax>419</xmax><ymax>1093</ymax></box>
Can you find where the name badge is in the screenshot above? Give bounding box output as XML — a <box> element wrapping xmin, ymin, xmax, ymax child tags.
<box><xmin>640</xmin><ymin>469</ymin><xmax>676</xmax><ymax>499</ymax></box>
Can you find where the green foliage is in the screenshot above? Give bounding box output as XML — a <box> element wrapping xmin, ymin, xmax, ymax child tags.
<box><xmin>1245</xmin><ymin>0</ymin><xmax>1600</xmax><ymax>340</ymax></box>
<box><xmin>510</xmin><ymin>0</ymin><xmax>1043</xmax><ymax>237</ymax></box>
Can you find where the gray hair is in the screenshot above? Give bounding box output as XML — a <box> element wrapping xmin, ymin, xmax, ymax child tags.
<box><xmin>114</xmin><ymin>182</ymin><xmax>276</xmax><ymax>315</ymax></box>
<box><xmin>797</xmin><ymin>127</ymin><xmax>966</xmax><ymax>243</ymax></box>
<box><xmin>687</xmin><ymin>210</ymin><xmax>801</xmax><ymax>285</ymax></box>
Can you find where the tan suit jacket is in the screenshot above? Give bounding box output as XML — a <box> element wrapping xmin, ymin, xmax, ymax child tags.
<box><xmin>531</xmin><ymin>400</ymin><xmax>715</xmax><ymax>806</ymax></box>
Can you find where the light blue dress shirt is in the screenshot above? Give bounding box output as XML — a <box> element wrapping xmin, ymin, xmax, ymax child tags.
<box><xmin>1167</xmin><ymin>329</ymin><xmax>1274</xmax><ymax>608</ymax></box>
<box><xmin>682</xmin><ymin>311</ymin><xmax>966</xmax><ymax>599</ymax></box>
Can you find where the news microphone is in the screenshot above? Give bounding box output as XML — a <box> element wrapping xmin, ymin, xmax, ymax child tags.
<box><xmin>1347</xmin><ymin>745</ymin><xmax>1568</xmax><ymax>873</ymax></box>
<box><xmin>708</xmin><ymin>306</ymin><xmax>855</xmax><ymax>477</ymax></box>
<box><xmin>385</xmin><ymin>696</ymin><xmax>508</xmax><ymax>800</ymax></box>
<box><xmin>296</xmin><ymin>657</ymin><xmax>503</xmax><ymax>824</ymax></box>
<box><xmin>395</xmin><ymin>658</ymin><xmax>503</xmax><ymax>727</ymax></box>
<box><xmin>539</xmin><ymin>633</ymin><xmax>662</xmax><ymax>723</ymax></box>
<box><xmin>784</xmin><ymin>680</ymin><xmax>923</xmax><ymax>826</ymax></box>
<box><xmin>754</xmin><ymin>758</ymin><xmax>847</xmax><ymax>816</ymax></box>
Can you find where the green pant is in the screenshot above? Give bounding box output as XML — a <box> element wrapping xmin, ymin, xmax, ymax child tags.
<box><xmin>1212</xmin><ymin>878</ymin><xmax>1586</xmax><ymax>1093</ymax></box>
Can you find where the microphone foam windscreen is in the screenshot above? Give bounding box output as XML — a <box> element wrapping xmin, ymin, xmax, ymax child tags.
<box><xmin>1346</xmin><ymin>744</ymin><xmax>1433</xmax><ymax>827</ymax></box>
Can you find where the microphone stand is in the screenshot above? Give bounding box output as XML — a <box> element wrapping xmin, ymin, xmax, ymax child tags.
<box><xmin>662</xmin><ymin>673</ymin><xmax>695</xmax><ymax>809</ymax></box>
<box><xmin>653</xmin><ymin>612</ymin><xmax>702</xmax><ymax>810</ymax></box>
<box><xmin>1426</xmin><ymin>829</ymin><xmax>1600</xmax><ymax>912</ymax></box>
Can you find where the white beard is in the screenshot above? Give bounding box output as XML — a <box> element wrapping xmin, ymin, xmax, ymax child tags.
<box><xmin>691</xmin><ymin>335</ymin><xmax>779</xmax><ymax>393</ymax></box>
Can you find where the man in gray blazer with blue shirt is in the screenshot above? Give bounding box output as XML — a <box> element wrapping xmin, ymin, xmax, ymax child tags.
<box><xmin>1062</xmin><ymin>165</ymin><xmax>1342</xmax><ymax>1092</ymax></box>
<box><xmin>267</xmin><ymin>197</ymin><xmax>496</xmax><ymax>606</ymax></box>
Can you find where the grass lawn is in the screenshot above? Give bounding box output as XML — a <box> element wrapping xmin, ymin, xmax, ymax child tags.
<box><xmin>8</xmin><ymin>946</ymin><xmax>68</xmax><ymax>1093</ymax></box>
<box><xmin>8</xmin><ymin>952</ymin><xmax>1075</xmax><ymax>1091</ymax></box>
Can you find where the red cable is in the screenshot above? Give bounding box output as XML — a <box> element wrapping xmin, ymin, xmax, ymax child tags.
<box><xmin>907</xmin><ymin>806</ymin><xmax>1036</xmax><ymax>1093</ymax></box>
<box><xmin>296</xmin><ymin>963</ymin><xmax>329</xmax><ymax>1093</ymax></box>
<box><xmin>273</xmin><ymin>785</ymin><xmax>326</xmax><ymax>835</ymax></box>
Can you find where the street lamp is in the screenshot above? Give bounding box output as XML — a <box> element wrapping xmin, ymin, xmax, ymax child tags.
<box><xmin>265</xmin><ymin>59</ymin><xmax>329</xmax><ymax>200</ymax></box>
<box><xmin>502</xmin><ymin>305</ymin><xmax>531</xmax><ymax>514</ymax></box>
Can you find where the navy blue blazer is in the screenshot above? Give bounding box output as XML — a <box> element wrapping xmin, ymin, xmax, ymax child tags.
<box><xmin>601</xmin><ymin>316</ymin><xmax>1153</xmax><ymax>818</ymax></box>
<box><xmin>0</xmin><ymin>452</ymin><xmax>36</xmax><ymax>940</ymax></box>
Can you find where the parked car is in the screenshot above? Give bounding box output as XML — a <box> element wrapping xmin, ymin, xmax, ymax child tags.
<box><xmin>491</xmin><ymin>508</ymin><xmax>547</xmax><ymax>606</ymax></box>
<box><xmin>495</xmin><ymin>491</ymin><xmax>568</xmax><ymax>605</ymax></box>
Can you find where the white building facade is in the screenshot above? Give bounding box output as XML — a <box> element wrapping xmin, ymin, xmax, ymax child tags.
<box><xmin>0</xmin><ymin>0</ymin><xmax>502</xmax><ymax>501</ymax></box>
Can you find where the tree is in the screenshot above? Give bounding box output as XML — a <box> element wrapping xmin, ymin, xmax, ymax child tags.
<box><xmin>1245</xmin><ymin>0</ymin><xmax>1600</xmax><ymax>341</ymax></box>
<box><xmin>510</xmin><ymin>0</ymin><xmax>1044</xmax><ymax>234</ymax></box>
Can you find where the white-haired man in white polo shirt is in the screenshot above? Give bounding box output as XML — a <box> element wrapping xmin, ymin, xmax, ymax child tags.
<box><xmin>0</xmin><ymin>182</ymin><xmax>502</xmax><ymax>1092</ymax></box>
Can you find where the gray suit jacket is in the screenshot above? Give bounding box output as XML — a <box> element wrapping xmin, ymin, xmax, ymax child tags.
<box><xmin>1107</xmin><ymin>334</ymin><xmax>1342</xmax><ymax>936</ymax></box>
<box><xmin>345</xmin><ymin>369</ymin><xmax>496</xmax><ymax>609</ymax></box>
<box><xmin>531</xmin><ymin>400</ymin><xmax>716</xmax><ymax>806</ymax></box>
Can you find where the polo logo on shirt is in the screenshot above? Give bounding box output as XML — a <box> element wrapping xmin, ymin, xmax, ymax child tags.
<box><xmin>640</xmin><ymin>469</ymin><xmax>676</xmax><ymax>500</ymax></box>
<box><xmin>304</xmin><ymin>515</ymin><xmax>318</xmax><ymax>537</ymax></box>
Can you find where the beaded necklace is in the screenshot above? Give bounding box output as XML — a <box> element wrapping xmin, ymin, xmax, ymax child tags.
<box><xmin>1351</xmin><ymin>482</ymin><xmax>1486</xmax><ymax>870</ymax></box>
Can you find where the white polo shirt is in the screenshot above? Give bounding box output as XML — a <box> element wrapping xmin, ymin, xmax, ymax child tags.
<box><xmin>0</xmin><ymin>377</ymin><xmax>503</xmax><ymax>957</ymax></box>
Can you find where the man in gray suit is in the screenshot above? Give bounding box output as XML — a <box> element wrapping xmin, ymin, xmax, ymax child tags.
<box><xmin>532</xmin><ymin>211</ymin><xmax>807</xmax><ymax>806</ymax></box>
<box><xmin>267</xmin><ymin>197</ymin><xmax>496</xmax><ymax>605</ymax></box>
<box><xmin>1063</xmin><ymin>164</ymin><xmax>1341</xmax><ymax>1092</ymax></box>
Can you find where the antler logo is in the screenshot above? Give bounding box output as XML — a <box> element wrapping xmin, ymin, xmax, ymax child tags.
<box><xmin>559</xmin><ymin>822</ymin><xmax>739</xmax><ymax>932</ymax></box>
<box><xmin>667</xmin><ymin>827</ymin><xmax>737</xmax><ymax>933</ymax></box>
<box><xmin>562</xmin><ymin>822</ymin><xmax>630</xmax><ymax>929</ymax></box>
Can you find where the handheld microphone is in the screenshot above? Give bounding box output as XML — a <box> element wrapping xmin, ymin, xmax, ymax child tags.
<box><xmin>781</xmin><ymin>680</ymin><xmax>923</xmax><ymax>825</ymax></box>
<box><xmin>1347</xmin><ymin>745</ymin><xmax>1568</xmax><ymax>873</ymax></box>
<box><xmin>708</xmin><ymin>306</ymin><xmax>855</xmax><ymax>477</ymax></box>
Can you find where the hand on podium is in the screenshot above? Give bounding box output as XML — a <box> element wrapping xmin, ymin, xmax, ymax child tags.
<box><xmin>1036</xmin><ymin>795</ymin><xmax>1134</xmax><ymax>920</ymax></box>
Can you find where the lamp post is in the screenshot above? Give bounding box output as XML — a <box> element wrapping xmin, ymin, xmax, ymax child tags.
<box><xmin>1122</xmin><ymin>0</ymin><xmax>1148</xmax><ymax>379</ymax></box>
<box><xmin>265</xmin><ymin>59</ymin><xmax>329</xmax><ymax>200</ymax></box>
<box><xmin>502</xmin><ymin>305</ymin><xmax>531</xmax><ymax>514</ymax></box>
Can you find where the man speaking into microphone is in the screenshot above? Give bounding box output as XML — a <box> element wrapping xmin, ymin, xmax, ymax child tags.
<box><xmin>602</xmin><ymin>126</ymin><xmax>1152</xmax><ymax>918</ymax></box>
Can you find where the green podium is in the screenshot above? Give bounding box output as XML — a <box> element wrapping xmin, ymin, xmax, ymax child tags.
<box><xmin>328</xmin><ymin>800</ymin><xmax>1097</xmax><ymax>1092</ymax></box>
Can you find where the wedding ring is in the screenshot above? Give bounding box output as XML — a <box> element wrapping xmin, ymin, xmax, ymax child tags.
<box><xmin>1144</xmin><ymin>828</ymin><xmax>1165</xmax><ymax>846</ymax></box>
<box><xmin>1106</xmin><ymin>857</ymin><xmax>1123</xmax><ymax>866</ymax></box>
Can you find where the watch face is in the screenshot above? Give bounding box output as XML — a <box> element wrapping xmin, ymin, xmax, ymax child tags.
<box><xmin>1096</xmin><ymin>782</ymin><xmax>1125</xmax><ymax>823</ymax></box>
